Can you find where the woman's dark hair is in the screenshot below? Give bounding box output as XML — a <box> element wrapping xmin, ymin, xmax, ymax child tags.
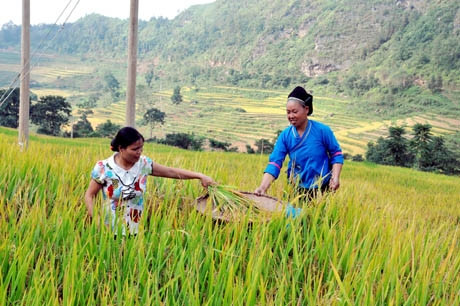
<box><xmin>110</xmin><ymin>127</ymin><xmax>145</xmax><ymax>152</ymax></box>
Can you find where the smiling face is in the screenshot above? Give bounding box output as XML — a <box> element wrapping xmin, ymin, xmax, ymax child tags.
<box><xmin>286</xmin><ymin>100</ymin><xmax>309</xmax><ymax>128</ymax></box>
<box><xmin>119</xmin><ymin>138</ymin><xmax>144</xmax><ymax>164</ymax></box>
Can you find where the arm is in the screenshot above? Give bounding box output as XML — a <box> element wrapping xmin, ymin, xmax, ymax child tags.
<box><xmin>255</xmin><ymin>130</ymin><xmax>288</xmax><ymax>194</ymax></box>
<box><xmin>323</xmin><ymin>126</ymin><xmax>344</xmax><ymax>191</ymax></box>
<box><xmin>152</xmin><ymin>163</ymin><xmax>216</xmax><ymax>187</ymax></box>
<box><xmin>84</xmin><ymin>179</ymin><xmax>103</xmax><ymax>219</ymax></box>
<box><xmin>255</xmin><ymin>172</ymin><xmax>276</xmax><ymax>195</ymax></box>
<box><xmin>329</xmin><ymin>163</ymin><xmax>343</xmax><ymax>191</ymax></box>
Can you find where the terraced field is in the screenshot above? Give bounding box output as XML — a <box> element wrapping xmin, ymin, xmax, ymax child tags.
<box><xmin>87</xmin><ymin>86</ymin><xmax>459</xmax><ymax>155</ymax></box>
<box><xmin>0</xmin><ymin>50</ymin><xmax>92</xmax><ymax>91</ymax></box>
<box><xmin>2</xmin><ymin>50</ymin><xmax>458</xmax><ymax>154</ymax></box>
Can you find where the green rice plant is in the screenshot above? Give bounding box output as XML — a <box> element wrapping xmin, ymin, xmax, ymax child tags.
<box><xmin>206</xmin><ymin>185</ymin><xmax>267</xmax><ymax>221</ymax></box>
<box><xmin>0</xmin><ymin>126</ymin><xmax>459</xmax><ymax>305</ymax></box>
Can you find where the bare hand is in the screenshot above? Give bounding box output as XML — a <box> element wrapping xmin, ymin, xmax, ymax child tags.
<box><xmin>85</xmin><ymin>214</ymin><xmax>102</xmax><ymax>228</ymax></box>
<box><xmin>254</xmin><ymin>186</ymin><xmax>266</xmax><ymax>196</ymax></box>
<box><xmin>199</xmin><ymin>174</ymin><xmax>217</xmax><ymax>188</ymax></box>
<box><xmin>329</xmin><ymin>177</ymin><xmax>340</xmax><ymax>191</ymax></box>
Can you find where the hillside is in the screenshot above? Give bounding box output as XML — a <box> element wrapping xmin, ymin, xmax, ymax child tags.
<box><xmin>1</xmin><ymin>0</ymin><xmax>458</xmax><ymax>86</ymax></box>
<box><xmin>0</xmin><ymin>0</ymin><xmax>459</xmax><ymax>153</ymax></box>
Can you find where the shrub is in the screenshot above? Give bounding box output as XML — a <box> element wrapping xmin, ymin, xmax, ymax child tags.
<box><xmin>209</xmin><ymin>138</ymin><xmax>232</xmax><ymax>151</ymax></box>
<box><xmin>246</xmin><ymin>145</ymin><xmax>255</xmax><ymax>154</ymax></box>
<box><xmin>161</xmin><ymin>133</ymin><xmax>203</xmax><ymax>150</ymax></box>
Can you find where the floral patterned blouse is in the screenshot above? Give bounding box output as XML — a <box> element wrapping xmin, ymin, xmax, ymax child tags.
<box><xmin>91</xmin><ymin>154</ymin><xmax>153</xmax><ymax>235</ymax></box>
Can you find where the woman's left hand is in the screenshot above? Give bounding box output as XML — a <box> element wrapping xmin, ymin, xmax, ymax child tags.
<box><xmin>329</xmin><ymin>177</ymin><xmax>340</xmax><ymax>191</ymax></box>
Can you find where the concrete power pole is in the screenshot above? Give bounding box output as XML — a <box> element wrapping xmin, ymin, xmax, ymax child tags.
<box><xmin>18</xmin><ymin>0</ymin><xmax>30</xmax><ymax>150</ymax></box>
<box><xmin>126</xmin><ymin>0</ymin><xmax>139</xmax><ymax>127</ymax></box>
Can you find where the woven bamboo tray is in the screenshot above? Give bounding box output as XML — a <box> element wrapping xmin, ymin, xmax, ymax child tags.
<box><xmin>194</xmin><ymin>191</ymin><xmax>284</xmax><ymax>222</ymax></box>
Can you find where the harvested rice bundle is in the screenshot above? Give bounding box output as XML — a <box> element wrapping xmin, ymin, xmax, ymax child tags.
<box><xmin>206</xmin><ymin>185</ymin><xmax>268</xmax><ymax>221</ymax></box>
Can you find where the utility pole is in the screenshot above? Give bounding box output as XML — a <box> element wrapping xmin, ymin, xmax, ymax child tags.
<box><xmin>126</xmin><ymin>0</ymin><xmax>139</xmax><ymax>127</ymax></box>
<box><xmin>18</xmin><ymin>0</ymin><xmax>30</xmax><ymax>150</ymax></box>
<box><xmin>159</xmin><ymin>75</ymin><xmax>162</xmax><ymax>103</ymax></box>
<box><xmin>70</xmin><ymin>115</ymin><xmax>74</xmax><ymax>139</ymax></box>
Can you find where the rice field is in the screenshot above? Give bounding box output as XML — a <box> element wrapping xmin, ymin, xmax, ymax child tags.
<box><xmin>88</xmin><ymin>87</ymin><xmax>368</xmax><ymax>152</ymax></box>
<box><xmin>31</xmin><ymin>88</ymin><xmax>81</xmax><ymax>98</ymax></box>
<box><xmin>83</xmin><ymin>85</ymin><xmax>459</xmax><ymax>155</ymax></box>
<box><xmin>1</xmin><ymin>127</ymin><xmax>459</xmax><ymax>304</ymax></box>
<box><xmin>0</xmin><ymin>61</ymin><xmax>91</xmax><ymax>84</ymax></box>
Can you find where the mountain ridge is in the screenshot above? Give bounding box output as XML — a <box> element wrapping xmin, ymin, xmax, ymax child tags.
<box><xmin>0</xmin><ymin>0</ymin><xmax>459</xmax><ymax>121</ymax></box>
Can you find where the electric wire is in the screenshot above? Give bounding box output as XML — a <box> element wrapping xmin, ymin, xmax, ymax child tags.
<box><xmin>0</xmin><ymin>0</ymin><xmax>81</xmax><ymax>108</ymax></box>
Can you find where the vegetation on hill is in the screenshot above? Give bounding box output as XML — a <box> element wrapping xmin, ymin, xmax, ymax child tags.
<box><xmin>0</xmin><ymin>0</ymin><xmax>458</xmax><ymax>116</ymax></box>
<box><xmin>366</xmin><ymin>124</ymin><xmax>460</xmax><ymax>175</ymax></box>
<box><xmin>0</xmin><ymin>0</ymin><xmax>459</xmax><ymax>159</ymax></box>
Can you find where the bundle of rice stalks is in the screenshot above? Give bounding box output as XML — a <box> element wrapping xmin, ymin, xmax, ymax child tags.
<box><xmin>206</xmin><ymin>185</ymin><xmax>269</xmax><ymax>221</ymax></box>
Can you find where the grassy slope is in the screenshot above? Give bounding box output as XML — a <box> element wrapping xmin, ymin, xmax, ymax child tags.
<box><xmin>0</xmin><ymin>127</ymin><xmax>459</xmax><ymax>304</ymax></box>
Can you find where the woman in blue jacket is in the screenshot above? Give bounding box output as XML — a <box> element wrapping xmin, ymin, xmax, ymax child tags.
<box><xmin>255</xmin><ymin>86</ymin><xmax>344</xmax><ymax>200</ymax></box>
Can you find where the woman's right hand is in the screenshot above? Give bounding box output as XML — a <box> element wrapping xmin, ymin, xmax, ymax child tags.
<box><xmin>254</xmin><ymin>173</ymin><xmax>275</xmax><ymax>195</ymax></box>
<box><xmin>254</xmin><ymin>186</ymin><xmax>266</xmax><ymax>196</ymax></box>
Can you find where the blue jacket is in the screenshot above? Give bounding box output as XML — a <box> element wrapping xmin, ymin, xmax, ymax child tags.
<box><xmin>264</xmin><ymin>120</ymin><xmax>344</xmax><ymax>189</ymax></box>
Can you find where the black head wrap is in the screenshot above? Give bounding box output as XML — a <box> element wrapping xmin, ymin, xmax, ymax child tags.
<box><xmin>287</xmin><ymin>86</ymin><xmax>313</xmax><ymax>115</ymax></box>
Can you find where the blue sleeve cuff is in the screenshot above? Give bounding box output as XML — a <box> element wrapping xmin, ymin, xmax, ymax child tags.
<box><xmin>264</xmin><ymin>163</ymin><xmax>281</xmax><ymax>179</ymax></box>
<box><xmin>330</xmin><ymin>154</ymin><xmax>344</xmax><ymax>164</ymax></box>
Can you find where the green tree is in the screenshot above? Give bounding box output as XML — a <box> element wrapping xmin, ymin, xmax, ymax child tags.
<box><xmin>412</xmin><ymin>124</ymin><xmax>432</xmax><ymax>144</ymax></box>
<box><xmin>136</xmin><ymin>84</ymin><xmax>153</xmax><ymax>115</ymax></box>
<box><xmin>142</xmin><ymin>108</ymin><xmax>165</xmax><ymax>138</ymax></box>
<box><xmin>95</xmin><ymin>120</ymin><xmax>121</xmax><ymax>138</ymax></box>
<box><xmin>104</xmin><ymin>72</ymin><xmax>120</xmax><ymax>100</ymax></box>
<box><xmin>255</xmin><ymin>138</ymin><xmax>274</xmax><ymax>154</ymax></box>
<box><xmin>72</xmin><ymin>110</ymin><xmax>94</xmax><ymax>138</ymax></box>
<box><xmin>31</xmin><ymin>95</ymin><xmax>72</xmax><ymax>136</ymax></box>
<box><xmin>246</xmin><ymin>144</ymin><xmax>255</xmax><ymax>154</ymax></box>
<box><xmin>209</xmin><ymin>138</ymin><xmax>232</xmax><ymax>151</ymax></box>
<box><xmin>386</xmin><ymin>126</ymin><xmax>414</xmax><ymax>167</ymax></box>
<box><xmin>145</xmin><ymin>68</ymin><xmax>155</xmax><ymax>88</ymax></box>
<box><xmin>366</xmin><ymin>137</ymin><xmax>387</xmax><ymax>164</ymax></box>
<box><xmin>171</xmin><ymin>86</ymin><xmax>183</xmax><ymax>105</ymax></box>
<box><xmin>411</xmin><ymin>123</ymin><xmax>433</xmax><ymax>170</ymax></box>
<box><xmin>427</xmin><ymin>136</ymin><xmax>459</xmax><ymax>174</ymax></box>
<box><xmin>161</xmin><ymin>133</ymin><xmax>203</xmax><ymax>150</ymax></box>
<box><xmin>366</xmin><ymin>126</ymin><xmax>414</xmax><ymax>167</ymax></box>
<box><xmin>0</xmin><ymin>88</ymin><xmax>20</xmax><ymax>128</ymax></box>
<box><xmin>76</xmin><ymin>93</ymin><xmax>99</xmax><ymax>109</ymax></box>
<box><xmin>367</xmin><ymin>125</ymin><xmax>459</xmax><ymax>175</ymax></box>
<box><xmin>427</xmin><ymin>75</ymin><xmax>443</xmax><ymax>93</ymax></box>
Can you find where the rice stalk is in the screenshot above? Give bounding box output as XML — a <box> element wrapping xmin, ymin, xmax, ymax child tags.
<box><xmin>206</xmin><ymin>185</ymin><xmax>268</xmax><ymax>221</ymax></box>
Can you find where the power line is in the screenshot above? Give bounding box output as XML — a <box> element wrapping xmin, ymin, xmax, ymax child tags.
<box><xmin>0</xmin><ymin>0</ymin><xmax>81</xmax><ymax>109</ymax></box>
<box><xmin>0</xmin><ymin>0</ymin><xmax>79</xmax><ymax>106</ymax></box>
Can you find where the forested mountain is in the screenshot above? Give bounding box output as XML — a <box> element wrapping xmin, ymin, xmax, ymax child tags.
<box><xmin>1</xmin><ymin>0</ymin><xmax>459</xmax><ymax>117</ymax></box>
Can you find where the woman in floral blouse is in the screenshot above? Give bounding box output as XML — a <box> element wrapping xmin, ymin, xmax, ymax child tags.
<box><xmin>85</xmin><ymin>127</ymin><xmax>215</xmax><ymax>235</ymax></box>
